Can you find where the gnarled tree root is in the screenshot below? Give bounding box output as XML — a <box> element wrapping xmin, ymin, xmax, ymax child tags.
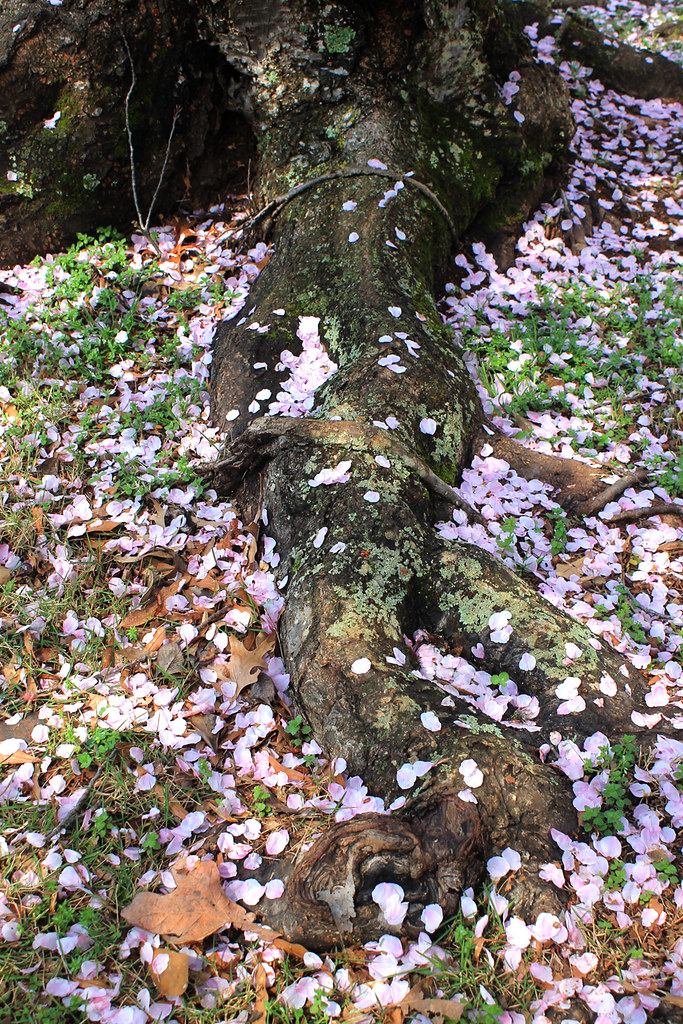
<box><xmin>477</xmin><ymin>425</ymin><xmax>649</xmax><ymax>516</ymax></box>
<box><xmin>262</xmin><ymin>796</ymin><xmax>483</xmax><ymax>949</ymax></box>
<box><xmin>201</xmin><ymin>7</ymin><xmax>672</xmax><ymax>947</ymax></box>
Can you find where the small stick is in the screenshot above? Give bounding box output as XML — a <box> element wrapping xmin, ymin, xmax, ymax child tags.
<box><xmin>121</xmin><ymin>34</ymin><xmax>181</xmax><ymax>254</ymax></box>
<box><xmin>46</xmin><ymin>763</ymin><xmax>105</xmax><ymax>841</ymax></box>
<box><xmin>606</xmin><ymin>502</ymin><xmax>683</xmax><ymax>525</ymax></box>
<box><xmin>243</xmin><ymin>167</ymin><xmax>458</xmax><ymax>240</ymax></box>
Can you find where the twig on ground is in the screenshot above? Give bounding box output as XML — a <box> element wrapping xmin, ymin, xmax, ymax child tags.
<box><xmin>121</xmin><ymin>33</ymin><xmax>181</xmax><ymax>255</ymax></box>
<box><xmin>46</xmin><ymin>763</ymin><xmax>105</xmax><ymax>841</ymax></box>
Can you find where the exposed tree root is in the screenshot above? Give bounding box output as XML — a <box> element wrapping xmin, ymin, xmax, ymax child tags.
<box><xmin>202</xmin><ymin>0</ymin><xmax>674</xmax><ymax>950</ymax></box>
<box><xmin>261</xmin><ymin>796</ymin><xmax>484</xmax><ymax>949</ymax></box>
<box><xmin>199</xmin><ymin>417</ymin><xmax>486</xmax><ymax>526</ymax></box>
<box><xmin>204</xmin><ymin>404</ymin><xmax>670</xmax><ymax>946</ymax></box>
<box><xmin>478</xmin><ymin>424</ymin><xmax>649</xmax><ymax>516</ymax></box>
<box><xmin>579</xmin><ymin>470</ymin><xmax>650</xmax><ymax>517</ymax></box>
<box><xmin>607</xmin><ymin>502</ymin><xmax>683</xmax><ymax>526</ymax></box>
<box><xmin>515</xmin><ymin>0</ymin><xmax>683</xmax><ymax>103</ymax></box>
<box><xmin>205</xmin><ymin>217</ymin><xmax>670</xmax><ymax>950</ymax></box>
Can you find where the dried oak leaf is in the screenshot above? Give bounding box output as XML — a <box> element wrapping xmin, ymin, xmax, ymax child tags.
<box><xmin>121</xmin><ymin>859</ymin><xmax>279</xmax><ymax>945</ymax></box>
<box><xmin>156</xmin><ymin>641</ymin><xmax>184</xmax><ymax>675</ymax></box>
<box><xmin>403</xmin><ymin>998</ymin><xmax>464</xmax><ymax>1021</ymax></box>
<box><xmin>0</xmin><ymin>713</ymin><xmax>40</xmax><ymax>746</ymax></box>
<box><xmin>227</xmin><ymin>633</ymin><xmax>276</xmax><ymax>694</ymax></box>
<box><xmin>120</xmin><ymin>578</ymin><xmax>184</xmax><ymax>630</ymax></box>
<box><xmin>555</xmin><ymin>555</ymin><xmax>587</xmax><ymax>580</ymax></box>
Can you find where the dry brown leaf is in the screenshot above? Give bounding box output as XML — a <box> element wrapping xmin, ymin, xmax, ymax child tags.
<box><xmin>144</xmin><ymin>625</ymin><xmax>167</xmax><ymax>654</ymax></box>
<box><xmin>0</xmin><ymin>749</ymin><xmax>38</xmax><ymax>766</ymax></box>
<box><xmin>120</xmin><ymin>603</ymin><xmax>157</xmax><ymax>631</ymax></box>
<box><xmin>273</xmin><ymin>938</ymin><xmax>312</xmax><ymax>961</ymax></box>
<box><xmin>228</xmin><ymin>633</ymin><xmax>276</xmax><ymax>693</ymax></box>
<box><xmin>85</xmin><ymin>519</ymin><xmax>120</xmax><ymax>533</ymax></box>
<box><xmin>121</xmin><ymin>859</ymin><xmax>280</xmax><ymax>945</ymax></box>
<box><xmin>404</xmin><ymin>998</ymin><xmax>465</xmax><ymax>1021</ymax></box>
<box><xmin>187</xmin><ymin>571</ymin><xmax>223</xmax><ymax>594</ymax></box>
<box><xmin>152</xmin><ymin>785</ymin><xmax>188</xmax><ymax>821</ymax></box>
<box><xmin>157</xmin><ymin>642</ymin><xmax>184</xmax><ymax>675</ymax></box>
<box><xmin>31</xmin><ymin>506</ymin><xmax>44</xmax><ymax>534</ymax></box>
<box><xmin>252</xmin><ymin>964</ymin><xmax>268</xmax><ymax>1024</ymax></box>
<box><xmin>0</xmin><ymin>567</ymin><xmax>11</xmax><ymax>585</ymax></box>
<box><xmin>188</xmin><ymin>713</ymin><xmax>219</xmax><ymax>748</ymax></box>
<box><xmin>157</xmin><ymin>577</ymin><xmax>185</xmax><ymax>610</ymax></box>
<box><xmin>150</xmin><ymin>948</ymin><xmax>189</xmax><ymax>998</ymax></box>
<box><xmin>149</xmin><ymin>499</ymin><xmax>167</xmax><ymax>529</ymax></box>
<box><xmin>115</xmin><ymin>646</ymin><xmax>149</xmax><ymax>665</ymax></box>
<box><xmin>268</xmin><ymin>754</ymin><xmax>307</xmax><ymax>783</ymax></box>
<box><xmin>71</xmin><ymin>977</ymin><xmax>112</xmax><ymax>989</ymax></box>
<box><xmin>2</xmin><ymin>660</ymin><xmax>19</xmax><ymax>683</ymax></box>
<box><xmin>664</xmin><ymin>994</ymin><xmax>683</xmax><ymax>1008</ymax></box>
<box><xmin>120</xmin><ymin>578</ymin><xmax>183</xmax><ymax>630</ymax></box>
<box><xmin>555</xmin><ymin>555</ymin><xmax>587</xmax><ymax>579</ymax></box>
<box><xmin>243</xmin><ymin>524</ymin><xmax>259</xmax><ymax>574</ymax></box>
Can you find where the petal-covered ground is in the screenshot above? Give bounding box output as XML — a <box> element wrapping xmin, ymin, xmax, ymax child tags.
<box><xmin>2</xmin><ymin>2</ymin><xmax>683</xmax><ymax>1022</ymax></box>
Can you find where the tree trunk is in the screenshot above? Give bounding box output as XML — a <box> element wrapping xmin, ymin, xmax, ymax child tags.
<box><xmin>203</xmin><ymin>0</ymin><xmax>671</xmax><ymax>950</ymax></box>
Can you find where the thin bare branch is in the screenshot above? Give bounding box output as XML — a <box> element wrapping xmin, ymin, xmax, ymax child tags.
<box><xmin>121</xmin><ymin>33</ymin><xmax>181</xmax><ymax>254</ymax></box>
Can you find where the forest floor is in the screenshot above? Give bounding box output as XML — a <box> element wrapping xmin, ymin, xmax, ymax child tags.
<box><xmin>2</xmin><ymin>1</ymin><xmax>683</xmax><ymax>1022</ymax></box>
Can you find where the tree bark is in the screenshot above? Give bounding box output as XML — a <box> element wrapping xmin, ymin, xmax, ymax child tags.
<box><xmin>203</xmin><ymin>0</ymin><xmax>672</xmax><ymax>950</ymax></box>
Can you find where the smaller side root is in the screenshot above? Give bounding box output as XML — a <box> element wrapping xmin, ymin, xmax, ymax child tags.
<box><xmin>579</xmin><ymin>470</ymin><xmax>649</xmax><ymax>517</ymax></box>
<box><xmin>604</xmin><ymin>501</ymin><xmax>683</xmax><ymax>526</ymax></box>
<box><xmin>477</xmin><ymin>426</ymin><xmax>648</xmax><ymax>515</ymax></box>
